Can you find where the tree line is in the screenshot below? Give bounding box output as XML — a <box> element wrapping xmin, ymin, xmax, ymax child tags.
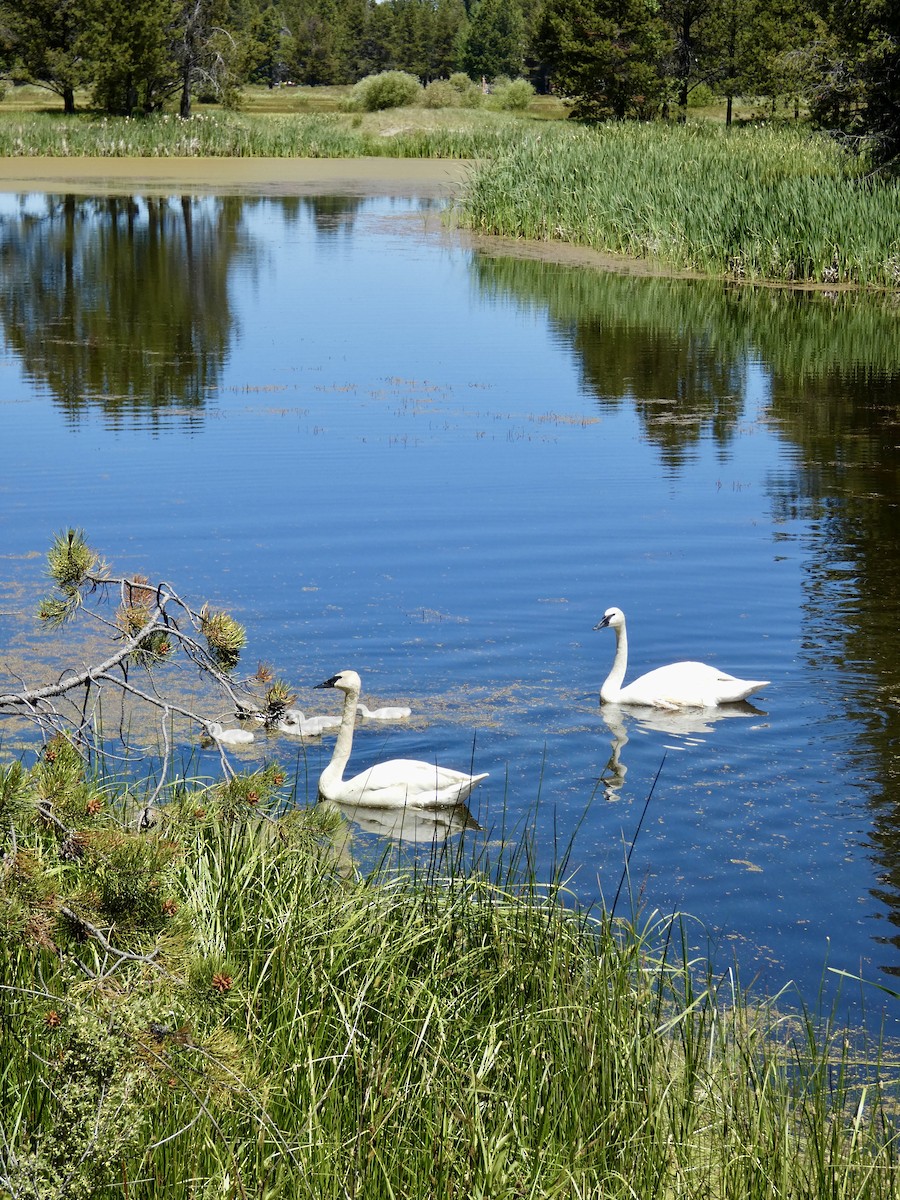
<box><xmin>1</xmin><ymin>0</ymin><xmax>897</xmax><ymax>162</ymax></box>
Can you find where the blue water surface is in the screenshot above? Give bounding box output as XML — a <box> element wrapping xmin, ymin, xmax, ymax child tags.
<box><xmin>2</xmin><ymin>187</ymin><xmax>899</xmax><ymax>1027</ymax></box>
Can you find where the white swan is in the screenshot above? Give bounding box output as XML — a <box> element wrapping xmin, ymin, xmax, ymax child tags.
<box><xmin>357</xmin><ymin>702</ymin><xmax>412</xmax><ymax>721</ymax></box>
<box><xmin>594</xmin><ymin>607</ymin><xmax>769</xmax><ymax>709</ymax></box>
<box><xmin>315</xmin><ymin>670</ymin><xmax>488</xmax><ymax>808</ymax></box>
<box><xmin>276</xmin><ymin>710</ymin><xmax>342</xmax><ymax>737</ymax></box>
<box><xmin>207</xmin><ymin>722</ymin><xmax>255</xmax><ymax>745</ymax></box>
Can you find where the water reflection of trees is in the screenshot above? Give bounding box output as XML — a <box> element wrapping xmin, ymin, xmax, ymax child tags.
<box><xmin>300</xmin><ymin>194</ymin><xmax>365</xmax><ymax>235</ymax></box>
<box><xmin>472</xmin><ymin>250</ymin><xmax>900</xmax><ymax>973</ymax></box>
<box><xmin>767</xmin><ymin>367</ymin><xmax>900</xmax><ymax>973</ymax></box>
<box><xmin>472</xmin><ymin>254</ymin><xmax>900</xmax><ymax>467</ymax></box>
<box><xmin>473</xmin><ymin>256</ymin><xmax>749</xmax><ymax>467</ymax></box>
<box><xmin>0</xmin><ymin>194</ymin><xmax>247</xmax><ymax>427</ymax></box>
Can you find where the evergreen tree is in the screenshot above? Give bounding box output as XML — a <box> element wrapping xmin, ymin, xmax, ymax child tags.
<box><xmin>461</xmin><ymin>0</ymin><xmax>525</xmax><ymax>81</ymax></box>
<box><xmin>431</xmin><ymin>0</ymin><xmax>468</xmax><ymax>78</ymax></box>
<box><xmin>0</xmin><ymin>0</ymin><xmax>87</xmax><ymax>112</ymax></box>
<box><xmin>284</xmin><ymin>0</ymin><xmax>354</xmax><ymax>83</ymax></box>
<box><xmin>705</xmin><ymin>0</ymin><xmax>817</xmax><ymax>124</ymax></box>
<box><xmin>811</xmin><ymin>0</ymin><xmax>900</xmax><ymax>165</ymax></box>
<box><xmin>358</xmin><ymin>0</ymin><xmax>397</xmax><ymax>75</ymax></box>
<box><xmin>242</xmin><ymin>7</ymin><xmax>288</xmax><ymax>86</ymax></box>
<box><xmin>660</xmin><ymin>0</ymin><xmax>715</xmax><ymax>114</ymax></box>
<box><xmin>393</xmin><ymin>0</ymin><xmax>432</xmax><ymax>79</ymax></box>
<box><xmin>341</xmin><ymin>0</ymin><xmax>369</xmax><ymax>78</ymax></box>
<box><xmin>534</xmin><ymin>0</ymin><xmax>671</xmax><ymax>118</ymax></box>
<box><xmin>79</xmin><ymin>0</ymin><xmax>239</xmax><ymax>116</ymax></box>
<box><xmin>80</xmin><ymin>0</ymin><xmax>180</xmax><ymax>113</ymax></box>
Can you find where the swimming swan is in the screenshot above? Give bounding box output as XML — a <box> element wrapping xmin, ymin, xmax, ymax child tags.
<box><xmin>276</xmin><ymin>710</ymin><xmax>342</xmax><ymax>737</ymax></box>
<box><xmin>315</xmin><ymin>670</ymin><xmax>488</xmax><ymax>808</ymax></box>
<box><xmin>594</xmin><ymin>607</ymin><xmax>769</xmax><ymax>709</ymax></box>
<box><xmin>357</xmin><ymin>702</ymin><xmax>412</xmax><ymax>721</ymax></box>
<box><xmin>207</xmin><ymin>722</ymin><xmax>255</xmax><ymax>745</ymax></box>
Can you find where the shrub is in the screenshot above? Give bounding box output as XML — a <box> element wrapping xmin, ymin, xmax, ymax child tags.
<box><xmin>688</xmin><ymin>82</ymin><xmax>718</xmax><ymax>108</ymax></box>
<box><xmin>347</xmin><ymin>71</ymin><xmax>423</xmax><ymax>112</ymax></box>
<box><xmin>487</xmin><ymin>77</ymin><xmax>535</xmax><ymax>111</ymax></box>
<box><xmin>422</xmin><ymin>79</ymin><xmax>459</xmax><ymax>109</ymax></box>
<box><xmin>448</xmin><ymin>72</ymin><xmax>484</xmax><ymax>108</ymax></box>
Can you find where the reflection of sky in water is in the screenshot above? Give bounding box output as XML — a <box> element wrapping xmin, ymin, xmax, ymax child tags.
<box><xmin>1</xmin><ymin>192</ymin><xmax>898</xmax><ymax>1030</ymax></box>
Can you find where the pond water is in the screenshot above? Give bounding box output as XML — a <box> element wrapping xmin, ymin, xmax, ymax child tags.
<box><xmin>2</xmin><ymin>186</ymin><xmax>900</xmax><ymax>1026</ymax></box>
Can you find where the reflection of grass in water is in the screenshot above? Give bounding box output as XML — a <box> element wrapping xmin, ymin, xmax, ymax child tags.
<box><xmin>473</xmin><ymin>250</ymin><xmax>900</xmax><ymax>379</ymax></box>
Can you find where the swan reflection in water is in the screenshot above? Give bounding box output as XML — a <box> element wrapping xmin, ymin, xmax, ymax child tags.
<box><xmin>599</xmin><ymin>701</ymin><xmax>766</xmax><ymax>800</ymax></box>
<box><xmin>325</xmin><ymin>798</ymin><xmax>481</xmax><ymax>844</ymax></box>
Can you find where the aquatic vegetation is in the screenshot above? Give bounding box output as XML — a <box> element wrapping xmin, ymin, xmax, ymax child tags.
<box><xmin>460</xmin><ymin>120</ymin><xmax>900</xmax><ymax>287</ymax></box>
<box><xmin>5</xmin><ymin>106</ymin><xmax>898</xmax><ymax>285</ymax></box>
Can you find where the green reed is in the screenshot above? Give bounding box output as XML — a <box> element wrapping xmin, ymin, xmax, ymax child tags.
<box><xmin>460</xmin><ymin>121</ymin><xmax>900</xmax><ymax>287</ymax></box>
<box><xmin>0</xmin><ymin>109</ymin><xmax>522</xmax><ymax>159</ymax></box>
<box><xmin>3</xmin><ymin>747</ymin><xmax>899</xmax><ymax>1200</ymax></box>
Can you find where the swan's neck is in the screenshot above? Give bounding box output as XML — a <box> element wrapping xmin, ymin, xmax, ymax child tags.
<box><xmin>320</xmin><ymin>685</ymin><xmax>358</xmax><ymax>795</ymax></box>
<box><xmin>601</xmin><ymin>623</ymin><xmax>628</xmax><ymax>703</ymax></box>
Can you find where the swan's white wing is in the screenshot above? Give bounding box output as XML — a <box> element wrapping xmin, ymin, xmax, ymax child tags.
<box><xmin>337</xmin><ymin>759</ymin><xmax>488</xmax><ymax>807</ymax></box>
<box><xmin>358</xmin><ymin>705</ymin><xmax>412</xmax><ymax>720</ymax></box>
<box><xmin>620</xmin><ymin>662</ymin><xmax>769</xmax><ymax>708</ymax></box>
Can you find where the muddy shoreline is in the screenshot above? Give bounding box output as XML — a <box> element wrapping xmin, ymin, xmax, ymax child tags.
<box><xmin>0</xmin><ymin>155</ymin><xmax>472</xmax><ymax>198</ymax></box>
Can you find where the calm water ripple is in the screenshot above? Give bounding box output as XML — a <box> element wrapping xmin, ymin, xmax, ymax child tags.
<box><xmin>2</xmin><ymin>188</ymin><xmax>900</xmax><ymax>1028</ymax></box>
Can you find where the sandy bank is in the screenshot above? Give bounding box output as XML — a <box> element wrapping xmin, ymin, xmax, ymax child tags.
<box><xmin>0</xmin><ymin>155</ymin><xmax>472</xmax><ymax>198</ymax></box>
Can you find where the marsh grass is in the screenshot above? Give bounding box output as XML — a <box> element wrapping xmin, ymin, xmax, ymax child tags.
<box><xmin>460</xmin><ymin>120</ymin><xmax>900</xmax><ymax>288</ymax></box>
<box><xmin>0</xmin><ymin>108</ymin><xmax>527</xmax><ymax>159</ymax></box>
<box><xmin>2</xmin><ymin>742</ymin><xmax>900</xmax><ymax>1199</ymax></box>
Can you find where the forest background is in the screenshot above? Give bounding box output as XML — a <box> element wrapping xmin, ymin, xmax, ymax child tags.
<box><xmin>0</xmin><ymin>0</ymin><xmax>898</xmax><ymax>165</ymax></box>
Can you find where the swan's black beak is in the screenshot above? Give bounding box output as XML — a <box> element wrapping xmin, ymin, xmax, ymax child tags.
<box><xmin>593</xmin><ymin>614</ymin><xmax>611</xmax><ymax>630</ymax></box>
<box><xmin>315</xmin><ymin>675</ymin><xmax>340</xmax><ymax>689</ymax></box>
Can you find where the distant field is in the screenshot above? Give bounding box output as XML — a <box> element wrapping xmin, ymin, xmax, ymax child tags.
<box><xmin>2</xmin><ymin>80</ymin><xmax>776</xmax><ymax>125</ymax></box>
<box><xmin>0</xmin><ymin>81</ymin><xmax>570</xmax><ymax>120</ymax></box>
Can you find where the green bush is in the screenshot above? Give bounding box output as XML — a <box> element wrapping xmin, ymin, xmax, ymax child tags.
<box><xmin>688</xmin><ymin>82</ymin><xmax>718</xmax><ymax>108</ymax></box>
<box><xmin>422</xmin><ymin>79</ymin><xmax>459</xmax><ymax>109</ymax></box>
<box><xmin>448</xmin><ymin>71</ymin><xmax>484</xmax><ymax>108</ymax></box>
<box><xmin>487</xmin><ymin>77</ymin><xmax>535</xmax><ymax>111</ymax></box>
<box><xmin>347</xmin><ymin>71</ymin><xmax>423</xmax><ymax>112</ymax></box>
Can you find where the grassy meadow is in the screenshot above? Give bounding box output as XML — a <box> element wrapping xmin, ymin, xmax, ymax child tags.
<box><xmin>2</xmin><ymin>739</ymin><xmax>900</xmax><ymax>1200</ymax></box>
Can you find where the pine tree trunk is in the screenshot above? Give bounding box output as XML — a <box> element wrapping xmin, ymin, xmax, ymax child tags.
<box><xmin>180</xmin><ymin>68</ymin><xmax>192</xmax><ymax>119</ymax></box>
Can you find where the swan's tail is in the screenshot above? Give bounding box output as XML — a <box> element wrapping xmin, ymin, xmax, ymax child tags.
<box><xmin>721</xmin><ymin>678</ymin><xmax>770</xmax><ymax>703</ymax></box>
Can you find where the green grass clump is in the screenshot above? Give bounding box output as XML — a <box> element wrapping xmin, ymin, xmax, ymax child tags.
<box><xmin>459</xmin><ymin>120</ymin><xmax>900</xmax><ymax>287</ymax></box>
<box><xmin>2</xmin><ymin>741</ymin><xmax>900</xmax><ymax>1198</ymax></box>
